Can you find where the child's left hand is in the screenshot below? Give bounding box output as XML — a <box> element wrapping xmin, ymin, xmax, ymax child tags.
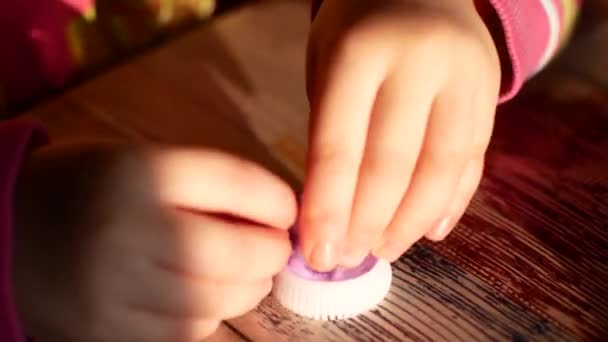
<box><xmin>299</xmin><ymin>0</ymin><xmax>502</xmax><ymax>271</ymax></box>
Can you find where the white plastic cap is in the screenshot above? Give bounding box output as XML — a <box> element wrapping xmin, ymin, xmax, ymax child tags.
<box><xmin>272</xmin><ymin>259</ymin><xmax>392</xmax><ymax>320</ymax></box>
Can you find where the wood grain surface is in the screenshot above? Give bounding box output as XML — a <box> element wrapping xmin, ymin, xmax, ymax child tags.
<box><xmin>23</xmin><ymin>1</ymin><xmax>608</xmax><ymax>340</ymax></box>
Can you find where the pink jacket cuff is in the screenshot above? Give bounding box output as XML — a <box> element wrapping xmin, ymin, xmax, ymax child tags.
<box><xmin>483</xmin><ymin>0</ymin><xmax>581</xmax><ymax>102</ymax></box>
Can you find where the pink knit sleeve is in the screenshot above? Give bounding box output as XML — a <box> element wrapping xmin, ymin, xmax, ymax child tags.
<box><xmin>310</xmin><ymin>0</ymin><xmax>582</xmax><ymax>103</ymax></box>
<box><xmin>0</xmin><ymin>118</ymin><xmax>48</xmax><ymax>342</ymax></box>
<box><xmin>480</xmin><ymin>0</ymin><xmax>582</xmax><ymax>102</ymax></box>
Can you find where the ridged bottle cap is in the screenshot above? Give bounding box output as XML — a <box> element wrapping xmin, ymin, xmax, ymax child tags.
<box><xmin>272</xmin><ymin>250</ymin><xmax>392</xmax><ymax>320</ymax></box>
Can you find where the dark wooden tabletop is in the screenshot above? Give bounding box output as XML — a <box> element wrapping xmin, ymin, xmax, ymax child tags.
<box><xmin>24</xmin><ymin>1</ymin><xmax>608</xmax><ymax>340</ymax></box>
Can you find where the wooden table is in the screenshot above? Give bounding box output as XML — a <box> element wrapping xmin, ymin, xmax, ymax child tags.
<box><xmin>24</xmin><ymin>1</ymin><xmax>608</xmax><ymax>340</ymax></box>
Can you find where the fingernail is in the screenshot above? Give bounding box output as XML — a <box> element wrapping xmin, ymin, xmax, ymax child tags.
<box><xmin>428</xmin><ymin>216</ymin><xmax>453</xmax><ymax>241</ymax></box>
<box><xmin>375</xmin><ymin>242</ymin><xmax>406</xmax><ymax>262</ymax></box>
<box><xmin>309</xmin><ymin>242</ymin><xmax>337</xmax><ymax>271</ymax></box>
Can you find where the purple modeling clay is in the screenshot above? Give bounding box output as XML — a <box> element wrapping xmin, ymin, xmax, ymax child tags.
<box><xmin>286</xmin><ymin>227</ymin><xmax>377</xmax><ymax>280</ymax></box>
<box><xmin>287</xmin><ymin>249</ymin><xmax>378</xmax><ymax>281</ymax></box>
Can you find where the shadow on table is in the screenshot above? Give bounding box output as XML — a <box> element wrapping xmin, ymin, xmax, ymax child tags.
<box><xmin>62</xmin><ymin>24</ymin><xmax>303</xmax><ymax>194</ymax></box>
<box><xmin>479</xmin><ymin>35</ymin><xmax>608</xmax><ymax>337</ymax></box>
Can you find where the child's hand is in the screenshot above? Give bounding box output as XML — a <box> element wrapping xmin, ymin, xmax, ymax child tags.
<box><xmin>300</xmin><ymin>0</ymin><xmax>501</xmax><ymax>270</ymax></box>
<box><xmin>13</xmin><ymin>142</ymin><xmax>296</xmax><ymax>341</ymax></box>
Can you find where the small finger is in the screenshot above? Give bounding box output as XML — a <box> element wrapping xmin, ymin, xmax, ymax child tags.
<box><xmin>425</xmin><ymin>74</ymin><xmax>498</xmax><ymax>241</ymax></box>
<box><xmin>120</xmin><ymin>309</ymin><xmax>220</xmax><ymax>342</ymax></box>
<box><xmin>155</xmin><ymin>211</ymin><xmax>291</xmax><ymax>281</ymax></box>
<box><xmin>375</xmin><ymin>81</ymin><xmax>474</xmax><ymax>262</ymax></box>
<box><xmin>128</xmin><ymin>272</ymin><xmax>272</xmax><ymax>320</ymax></box>
<box><xmin>425</xmin><ymin>157</ymin><xmax>484</xmax><ymax>241</ymax></box>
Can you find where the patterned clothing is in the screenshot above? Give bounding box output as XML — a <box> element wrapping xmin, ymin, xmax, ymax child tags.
<box><xmin>0</xmin><ymin>0</ymin><xmax>217</xmax><ymax>113</ymax></box>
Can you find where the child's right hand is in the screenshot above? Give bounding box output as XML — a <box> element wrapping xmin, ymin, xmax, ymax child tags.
<box><xmin>12</xmin><ymin>141</ymin><xmax>296</xmax><ymax>341</ymax></box>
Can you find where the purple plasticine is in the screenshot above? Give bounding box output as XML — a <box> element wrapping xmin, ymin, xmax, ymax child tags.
<box><xmin>287</xmin><ymin>228</ymin><xmax>378</xmax><ymax>281</ymax></box>
<box><xmin>287</xmin><ymin>250</ymin><xmax>378</xmax><ymax>281</ymax></box>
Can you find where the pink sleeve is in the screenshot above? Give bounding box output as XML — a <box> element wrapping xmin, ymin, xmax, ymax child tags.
<box><xmin>0</xmin><ymin>119</ymin><xmax>48</xmax><ymax>342</ymax></box>
<box><xmin>480</xmin><ymin>0</ymin><xmax>583</xmax><ymax>102</ymax></box>
<box><xmin>310</xmin><ymin>0</ymin><xmax>583</xmax><ymax>103</ymax></box>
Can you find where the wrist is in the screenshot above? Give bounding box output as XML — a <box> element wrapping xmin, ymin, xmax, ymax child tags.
<box><xmin>428</xmin><ymin>0</ymin><xmax>503</xmax><ymax>85</ymax></box>
<box><xmin>473</xmin><ymin>0</ymin><xmax>508</xmax><ymax>95</ymax></box>
<box><xmin>447</xmin><ymin>0</ymin><xmax>503</xmax><ymax>90</ymax></box>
